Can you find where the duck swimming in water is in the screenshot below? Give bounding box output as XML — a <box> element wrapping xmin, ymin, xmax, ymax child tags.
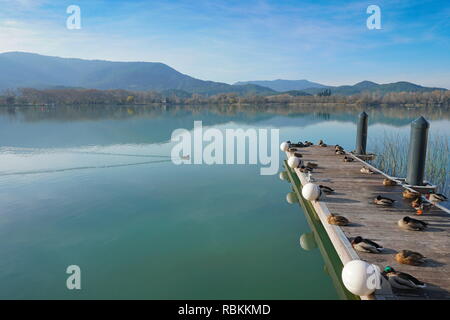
<box><xmin>382</xmin><ymin>266</ymin><xmax>426</xmax><ymax>290</ymax></box>
<box><xmin>373</xmin><ymin>195</ymin><xmax>396</xmax><ymax>206</ymax></box>
<box><xmin>403</xmin><ymin>189</ymin><xmax>420</xmax><ymax>199</ymax></box>
<box><xmin>395</xmin><ymin>250</ymin><xmax>426</xmax><ymax>266</ymax></box>
<box><xmin>383</xmin><ymin>178</ymin><xmax>397</xmax><ymax>186</ymax></box>
<box><xmin>398</xmin><ymin>216</ymin><xmax>428</xmax><ymax>231</ymax></box>
<box><xmin>327</xmin><ymin>213</ymin><xmax>349</xmax><ymax>226</ymax></box>
<box><xmin>351</xmin><ymin>236</ymin><xmax>383</xmax><ymax>253</ymax></box>
<box><xmin>426</xmin><ymin>191</ymin><xmax>448</xmax><ymax>203</ymax></box>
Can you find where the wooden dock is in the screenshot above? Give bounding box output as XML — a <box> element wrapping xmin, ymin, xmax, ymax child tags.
<box><xmin>285</xmin><ymin>145</ymin><xmax>450</xmax><ymax>300</ymax></box>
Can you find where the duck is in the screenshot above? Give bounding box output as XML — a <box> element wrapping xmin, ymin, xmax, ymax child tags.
<box><xmin>336</xmin><ymin>150</ymin><xmax>346</xmax><ymax>155</ymax></box>
<box><xmin>343</xmin><ymin>156</ymin><xmax>354</xmax><ymax>162</ymax></box>
<box><xmin>293</xmin><ymin>152</ymin><xmax>303</xmax><ymax>158</ymax></box>
<box><xmin>398</xmin><ymin>216</ymin><xmax>428</xmax><ymax>231</ymax></box>
<box><xmin>373</xmin><ymin>195</ymin><xmax>396</xmax><ymax>206</ymax></box>
<box><xmin>306</xmin><ymin>172</ymin><xmax>315</xmax><ymax>183</ymax></box>
<box><xmin>395</xmin><ymin>250</ymin><xmax>426</xmax><ymax>266</ymax></box>
<box><xmin>319</xmin><ymin>185</ymin><xmax>334</xmax><ymax>194</ymax></box>
<box><xmin>402</xmin><ymin>189</ymin><xmax>420</xmax><ymax>199</ymax></box>
<box><xmin>426</xmin><ymin>191</ymin><xmax>448</xmax><ymax>203</ymax></box>
<box><xmin>382</xmin><ymin>266</ymin><xmax>426</xmax><ymax>290</ymax></box>
<box><xmin>289</xmin><ymin>141</ymin><xmax>305</xmax><ymax>148</ymax></box>
<box><xmin>288</xmin><ymin>147</ymin><xmax>299</xmax><ymax>153</ymax></box>
<box><xmin>414</xmin><ymin>201</ymin><xmax>433</xmax><ymax>215</ymax></box>
<box><xmin>318</xmin><ymin>139</ymin><xmax>324</xmax><ymax>145</ymax></box>
<box><xmin>327</xmin><ymin>213</ymin><xmax>349</xmax><ymax>226</ymax></box>
<box><xmin>351</xmin><ymin>236</ymin><xmax>383</xmax><ymax>253</ymax></box>
<box><xmin>306</xmin><ymin>162</ymin><xmax>318</xmax><ymax>169</ymax></box>
<box><xmin>360</xmin><ymin>166</ymin><xmax>374</xmax><ymax>174</ymax></box>
<box><xmin>411</xmin><ymin>197</ymin><xmax>423</xmax><ymax>209</ymax></box>
<box><xmin>304</xmin><ymin>141</ymin><xmax>313</xmax><ymax>147</ymax></box>
<box><xmin>299</xmin><ymin>166</ymin><xmax>313</xmax><ymax>173</ymax></box>
<box><xmin>383</xmin><ymin>178</ymin><xmax>397</xmax><ymax>186</ymax></box>
<box><xmin>335</xmin><ymin>145</ymin><xmax>344</xmax><ymax>151</ymax></box>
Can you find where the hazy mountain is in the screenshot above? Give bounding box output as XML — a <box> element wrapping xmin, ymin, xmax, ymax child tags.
<box><xmin>234</xmin><ymin>79</ymin><xmax>327</xmax><ymax>91</ymax></box>
<box><xmin>302</xmin><ymin>81</ymin><xmax>446</xmax><ymax>95</ymax></box>
<box><xmin>0</xmin><ymin>52</ymin><xmax>275</xmax><ymax>96</ymax></box>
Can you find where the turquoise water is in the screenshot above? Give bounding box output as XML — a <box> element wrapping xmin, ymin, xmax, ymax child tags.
<box><xmin>0</xmin><ymin>105</ymin><xmax>448</xmax><ymax>299</ymax></box>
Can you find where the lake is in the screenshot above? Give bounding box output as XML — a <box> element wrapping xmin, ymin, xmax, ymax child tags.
<box><xmin>0</xmin><ymin>104</ymin><xmax>449</xmax><ymax>299</ymax></box>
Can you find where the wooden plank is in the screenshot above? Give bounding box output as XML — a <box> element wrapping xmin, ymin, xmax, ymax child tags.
<box><xmin>286</xmin><ymin>145</ymin><xmax>450</xmax><ymax>300</ymax></box>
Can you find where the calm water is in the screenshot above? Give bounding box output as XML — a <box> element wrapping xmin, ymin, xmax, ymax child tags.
<box><xmin>0</xmin><ymin>105</ymin><xmax>449</xmax><ymax>299</ymax></box>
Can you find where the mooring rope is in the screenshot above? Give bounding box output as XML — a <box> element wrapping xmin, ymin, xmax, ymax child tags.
<box><xmin>0</xmin><ymin>159</ymin><xmax>173</xmax><ymax>177</ymax></box>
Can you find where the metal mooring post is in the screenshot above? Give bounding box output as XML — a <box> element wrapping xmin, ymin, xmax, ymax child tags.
<box><xmin>406</xmin><ymin>116</ymin><xmax>430</xmax><ymax>186</ymax></box>
<box><xmin>355</xmin><ymin>111</ymin><xmax>368</xmax><ymax>155</ymax></box>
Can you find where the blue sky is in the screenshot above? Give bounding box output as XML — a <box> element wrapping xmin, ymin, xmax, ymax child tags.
<box><xmin>0</xmin><ymin>0</ymin><xmax>449</xmax><ymax>87</ymax></box>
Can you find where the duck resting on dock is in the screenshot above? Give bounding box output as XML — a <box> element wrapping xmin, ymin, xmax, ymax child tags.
<box><xmin>383</xmin><ymin>178</ymin><xmax>397</xmax><ymax>186</ymax></box>
<box><xmin>360</xmin><ymin>166</ymin><xmax>374</xmax><ymax>174</ymax></box>
<box><xmin>415</xmin><ymin>201</ymin><xmax>433</xmax><ymax>215</ymax></box>
<box><xmin>402</xmin><ymin>189</ymin><xmax>421</xmax><ymax>199</ymax></box>
<box><xmin>382</xmin><ymin>266</ymin><xmax>426</xmax><ymax>290</ymax></box>
<box><xmin>287</xmin><ymin>141</ymin><xmax>305</xmax><ymax>148</ymax></box>
<box><xmin>426</xmin><ymin>191</ymin><xmax>448</xmax><ymax>203</ymax></box>
<box><xmin>411</xmin><ymin>197</ymin><xmax>423</xmax><ymax>209</ymax></box>
<box><xmin>304</xmin><ymin>141</ymin><xmax>313</xmax><ymax>147</ymax></box>
<box><xmin>327</xmin><ymin>213</ymin><xmax>349</xmax><ymax>226</ymax></box>
<box><xmin>373</xmin><ymin>195</ymin><xmax>396</xmax><ymax>206</ymax></box>
<box><xmin>398</xmin><ymin>216</ymin><xmax>428</xmax><ymax>231</ymax></box>
<box><xmin>335</xmin><ymin>150</ymin><xmax>345</xmax><ymax>155</ymax></box>
<box><xmin>299</xmin><ymin>166</ymin><xmax>313</xmax><ymax>173</ymax></box>
<box><xmin>351</xmin><ymin>236</ymin><xmax>383</xmax><ymax>253</ymax></box>
<box><xmin>293</xmin><ymin>152</ymin><xmax>303</xmax><ymax>158</ymax></box>
<box><xmin>319</xmin><ymin>185</ymin><xmax>334</xmax><ymax>194</ymax></box>
<box><xmin>343</xmin><ymin>156</ymin><xmax>354</xmax><ymax>162</ymax></box>
<box><xmin>306</xmin><ymin>162</ymin><xmax>318</xmax><ymax>169</ymax></box>
<box><xmin>335</xmin><ymin>145</ymin><xmax>344</xmax><ymax>151</ymax></box>
<box><xmin>395</xmin><ymin>250</ymin><xmax>426</xmax><ymax>266</ymax></box>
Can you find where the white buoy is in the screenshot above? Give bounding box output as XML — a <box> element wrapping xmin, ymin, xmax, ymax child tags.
<box><xmin>301</xmin><ymin>183</ymin><xmax>321</xmax><ymax>201</ymax></box>
<box><xmin>280</xmin><ymin>141</ymin><xmax>290</xmax><ymax>152</ymax></box>
<box><xmin>287</xmin><ymin>156</ymin><xmax>302</xmax><ymax>169</ymax></box>
<box><xmin>286</xmin><ymin>192</ymin><xmax>298</xmax><ymax>204</ymax></box>
<box><xmin>341</xmin><ymin>260</ymin><xmax>380</xmax><ymax>296</ymax></box>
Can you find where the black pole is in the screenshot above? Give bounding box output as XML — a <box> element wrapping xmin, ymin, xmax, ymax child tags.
<box><xmin>406</xmin><ymin>116</ymin><xmax>430</xmax><ymax>186</ymax></box>
<box><xmin>355</xmin><ymin>111</ymin><xmax>368</xmax><ymax>155</ymax></box>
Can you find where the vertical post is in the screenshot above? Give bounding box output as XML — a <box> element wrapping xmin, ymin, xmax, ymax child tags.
<box><xmin>406</xmin><ymin>116</ymin><xmax>430</xmax><ymax>186</ymax></box>
<box><xmin>355</xmin><ymin>111</ymin><xmax>368</xmax><ymax>155</ymax></box>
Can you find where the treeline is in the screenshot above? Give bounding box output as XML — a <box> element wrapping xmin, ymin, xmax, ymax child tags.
<box><xmin>1</xmin><ymin>88</ymin><xmax>449</xmax><ymax>107</ymax></box>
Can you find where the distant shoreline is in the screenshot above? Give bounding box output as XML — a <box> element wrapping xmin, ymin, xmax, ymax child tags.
<box><xmin>1</xmin><ymin>88</ymin><xmax>449</xmax><ymax>108</ymax></box>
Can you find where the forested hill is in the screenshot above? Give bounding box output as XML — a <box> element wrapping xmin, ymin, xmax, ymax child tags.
<box><xmin>0</xmin><ymin>52</ymin><xmax>275</xmax><ymax>96</ymax></box>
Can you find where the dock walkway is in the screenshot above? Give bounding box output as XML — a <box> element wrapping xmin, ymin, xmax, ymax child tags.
<box><xmin>287</xmin><ymin>145</ymin><xmax>450</xmax><ymax>300</ymax></box>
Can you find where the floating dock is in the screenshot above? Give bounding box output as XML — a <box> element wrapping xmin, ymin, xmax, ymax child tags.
<box><xmin>284</xmin><ymin>145</ymin><xmax>450</xmax><ymax>300</ymax></box>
